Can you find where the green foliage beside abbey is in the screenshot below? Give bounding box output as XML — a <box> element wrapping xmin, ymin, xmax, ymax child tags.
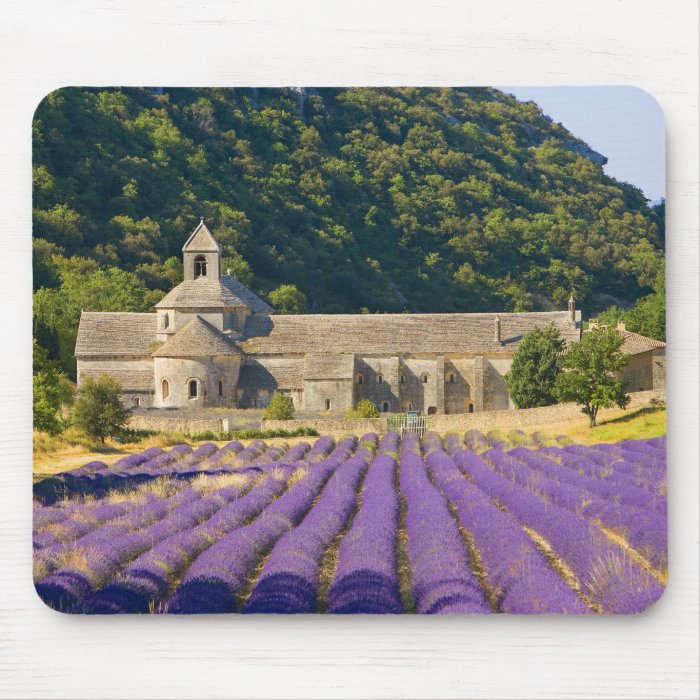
<box><xmin>262</xmin><ymin>394</ymin><xmax>295</xmax><ymax>421</ymax></box>
<box><xmin>504</xmin><ymin>323</ymin><xmax>565</xmax><ymax>408</ymax></box>
<box><xmin>33</xmin><ymin>87</ymin><xmax>665</xmax><ymax>376</ymax></box>
<box><xmin>555</xmin><ymin>326</ymin><xmax>631</xmax><ymax>427</ymax></box>
<box><xmin>346</xmin><ymin>399</ymin><xmax>381</xmax><ymax>419</ymax></box>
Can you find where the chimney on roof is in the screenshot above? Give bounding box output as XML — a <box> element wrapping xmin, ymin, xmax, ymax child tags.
<box><xmin>494</xmin><ymin>315</ymin><xmax>501</xmax><ymax>344</ymax></box>
<box><xmin>617</xmin><ymin>320</ymin><xmax>626</xmax><ymax>332</ymax></box>
<box><xmin>568</xmin><ymin>294</ymin><xmax>576</xmax><ymax>324</ymax></box>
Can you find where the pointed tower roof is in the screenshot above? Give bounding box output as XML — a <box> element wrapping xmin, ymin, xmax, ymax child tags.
<box><xmin>182</xmin><ymin>218</ymin><xmax>222</xmax><ymax>253</ymax></box>
<box><xmin>152</xmin><ymin>316</ymin><xmax>241</xmax><ymax>357</ymax></box>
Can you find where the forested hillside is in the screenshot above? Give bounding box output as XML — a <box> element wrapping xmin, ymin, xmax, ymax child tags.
<box><xmin>32</xmin><ymin>87</ymin><xmax>665</xmax><ymax>375</ymax></box>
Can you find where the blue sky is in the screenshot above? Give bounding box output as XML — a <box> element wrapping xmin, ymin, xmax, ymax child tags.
<box><xmin>499</xmin><ymin>86</ymin><xmax>665</xmax><ymax>203</ymax></box>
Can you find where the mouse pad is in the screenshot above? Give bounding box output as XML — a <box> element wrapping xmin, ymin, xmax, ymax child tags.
<box><xmin>32</xmin><ymin>86</ymin><xmax>666</xmax><ymax>614</ymax></box>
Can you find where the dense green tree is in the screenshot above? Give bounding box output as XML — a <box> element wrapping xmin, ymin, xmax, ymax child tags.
<box><xmin>594</xmin><ymin>268</ymin><xmax>665</xmax><ymax>341</ymax></box>
<box><xmin>504</xmin><ymin>324</ymin><xmax>564</xmax><ymax>408</ymax></box>
<box><xmin>268</xmin><ymin>284</ymin><xmax>308</xmax><ymax>314</ymax></box>
<box><xmin>72</xmin><ymin>375</ymin><xmax>129</xmax><ymax>442</ymax></box>
<box><xmin>555</xmin><ymin>326</ymin><xmax>630</xmax><ymax>427</ymax></box>
<box><xmin>32</xmin><ymin>86</ymin><xmax>664</xmax><ymax>321</ymax></box>
<box><xmin>33</xmin><ymin>340</ymin><xmax>65</xmax><ymax>435</ymax></box>
<box><xmin>262</xmin><ymin>393</ymin><xmax>295</xmax><ymax>420</ymax></box>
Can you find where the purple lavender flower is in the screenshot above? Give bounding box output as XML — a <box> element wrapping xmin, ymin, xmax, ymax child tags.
<box><xmin>425</xmin><ymin>448</ymin><xmax>590</xmax><ymax>614</ymax></box>
<box><xmin>453</xmin><ymin>449</ymin><xmax>664</xmax><ymax>613</ymax></box>
<box><xmin>399</xmin><ymin>442</ymin><xmax>491</xmax><ymax>614</ymax></box>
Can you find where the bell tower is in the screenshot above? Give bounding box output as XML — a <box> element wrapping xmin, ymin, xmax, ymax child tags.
<box><xmin>182</xmin><ymin>218</ymin><xmax>222</xmax><ymax>281</ymax></box>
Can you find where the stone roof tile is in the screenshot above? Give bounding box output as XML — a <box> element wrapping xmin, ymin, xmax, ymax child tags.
<box><xmin>152</xmin><ymin>316</ymin><xmax>242</xmax><ymax>357</ymax></box>
<box><xmin>75</xmin><ymin>312</ymin><xmax>157</xmax><ymax>357</ymax></box>
<box><xmin>78</xmin><ymin>368</ymin><xmax>154</xmax><ymax>392</ymax></box>
<box><xmin>240</xmin><ymin>311</ymin><xmax>580</xmax><ymax>355</ymax></box>
<box><xmin>155</xmin><ymin>276</ymin><xmax>274</xmax><ymax>312</ymax></box>
<box><xmin>182</xmin><ymin>220</ymin><xmax>221</xmax><ymax>252</ymax></box>
<box><xmin>304</xmin><ymin>354</ymin><xmax>355</xmax><ymax>379</ymax></box>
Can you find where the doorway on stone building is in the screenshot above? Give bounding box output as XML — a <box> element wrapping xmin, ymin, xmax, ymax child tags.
<box><xmin>427</xmin><ymin>406</ymin><xmax>437</xmax><ymax>415</ymax></box>
<box><xmin>467</xmin><ymin>402</ymin><xmax>474</xmax><ymax>413</ymax></box>
<box><xmin>381</xmin><ymin>401</ymin><xmax>390</xmax><ymax>412</ymax></box>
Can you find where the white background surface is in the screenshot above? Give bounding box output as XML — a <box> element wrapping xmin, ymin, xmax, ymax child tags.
<box><xmin>0</xmin><ymin>1</ymin><xmax>698</xmax><ymax>698</ymax></box>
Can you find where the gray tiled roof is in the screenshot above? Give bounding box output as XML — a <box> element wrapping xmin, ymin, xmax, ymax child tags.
<box><xmin>182</xmin><ymin>220</ymin><xmax>221</xmax><ymax>252</ymax></box>
<box><xmin>155</xmin><ymin>276</ymin><xmax>274</xmax><ymax>312</ymax></box>
<box><xmin>221</xmin><ymin>275</ymin><xmax>275</xmax><ymax>314</ymax></box>
<box><xmin>238</xmin><ymin>360</ymin><xmax>305</xmax><ymax>389</ymax></box>
<box><xmin>75</xmin><ymin>312</ymin><xmax>157</xmax><ymax>357</ymax></box>
<box><xmin>78</xmin><ymin>368</ymin><xmax>154</xmax><ymax>392</ymax></box>
<box><xmin>304</xmin><ymin>354</ymin><xmax>355</xmax><ymax>380</ymax></box>
<box><xmin>240</xmin><ymin>311</ymin><xmax>581</xmax><ymax>355</ymax></box>
<box><xmin>152</xmin><ymin>316</ymin><xmax>242</xmax><ymax>357</ymax></box>
<box><xmin>619</xmin><ymin>330</ymin><xmax>666</xmax><ymax>355</ymax></box>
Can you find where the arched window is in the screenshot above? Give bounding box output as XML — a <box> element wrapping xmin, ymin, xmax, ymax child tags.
<box><xmin>421</xmin><ymin>373</ymin><xmax>429</xmax><ymax>384</ymax></box>
<box><xmin>468</xmin><ymin>403</ymin><xmax>474</xmax><ymax>414</ymax></box>
<box><xmin>194</xmin><ymin>255</ymin><xmax>207</xmax><ymax>278</ymax></box>
<box><xmin>447</xmin><ymin>372</ymin><xmax>456</xmax><ymax>383</ymax></box>
<box><xmin>382</xmin><ymin>401</ymin><xmax>389</xmax><ymax>412</ymax></box>
<box><xmin>356</xmin><ymin>374</ymin><xmax>364</xmax><ymax>385</ymax></box>
<box><xmin>218</xmin><ymin>380</ymin><xmax>223</xmax><ymax>397</ymax></box>
<box><xmin>376</xmin><ymin>374</ymin><xmax>383</xmax><ymax>384</ymax></box>
<box><xmin>325</xmin><ymin>399</ymin><xmax>331</xmax><ymax>411</ymax></box>
<box><xmin>132</xmin><ymin>396</ymin><xmax>140</xmax><ymax>407</ymax></box>
<box><xmin>161</xmin><ymin>379</ymin><xmax>170</xmax><ymax>400</ymax></box>
<box><xmin>189</xmin><ymin>380</ymin><xmax>198</xmax><ymax>398</ymax></box>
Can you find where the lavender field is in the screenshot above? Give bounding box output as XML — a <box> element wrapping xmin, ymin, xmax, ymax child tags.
<box><xmin>33</xmin><ymin>430</ymin><xmax>667</xmax><ymax>614</ymax></box>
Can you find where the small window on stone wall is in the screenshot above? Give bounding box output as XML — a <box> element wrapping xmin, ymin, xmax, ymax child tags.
<box><xmin>162</xmin><ymin>379</ymin><xmax>170</xmax><ymax>400</ymax></box>
<box><xmin>377</xmin><ymin>374</ymin><xmax>383</xmax><ymax>384</ymax></box>
<box><xmin>325</xmin><ymin>399</ymin><xmax>331</xmax><ymax>410</ymax></box>
<box><xmin>194</xmin><ymin>255</ymin><xmax>207</xmax><ymax>278</ymax></box>
<box><xmin>189</xmin><ymin>380</ymin><xmax>198</xmax><ymax>398</ymax></box>
<box><xmin>447</xmin><ymin>372</ymin><xmax>456</xmax><ymax>383</ymax></box>
<box><xmin>400</xmin><ymin>375</ymin><xmax>405</xmax><ymax>384</ymax></box>
<box><xmin>356</xmin><ymin>374</ymin><xmax>364</xmax><ymax>385</ymax></box>
<box><xmin>163</xmin><ymin>314</ymin><xmax>169</xmax><ymax>329</ymax></box>
<box><xmin>218</xmin><ymin>380</ymin><xmax>223</xmax><ymax>397</ymax></box>
<box><xmin>132</xmin><ymin>396</ymin><xmax>140</xmax><ymax>407</ymax></box>
<box><xmin>421</xmin><ymin>373</ymin><xmax>429</xmax><ymax>384</ymax></box>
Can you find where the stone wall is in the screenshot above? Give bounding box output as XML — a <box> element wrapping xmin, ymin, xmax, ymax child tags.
<box><xmin>482</xmin><ymin>356</ymin><xmax>514</xmax><ymax>411</ymax></box>
<box><xmin>652</xmin><ymin>348</ymin><xmax>666</xmax><ymax>391</ymax></box>
<box><xmin>622</xmin><ymin>351</ymin><xmax>654</xmax><ymax>393</ymax></box>
<box><xmin>356</xmin><ymin>356</ymin><xmax>400</xmax><ymax>412</ymax></box>
<box><xmin>262</xmin><ymin>417</ymin><xmax>387</xmax><ymax>437</ymax></box>
<box><xmin>262</xmin><ymin>390</ymin><xmax>664</xmax><ymax>436</ymax></box>
<box><xmin>128</xmin><ymin>414</ymin><xmax>227</xmax><ymax>435</ymax></box>
<box><xmin>427</xmin><ymin>390</ymin><xmax>664</xmax><ymax>433</ymax></box>
<box><xmin>304</xmin><ymin>379</ymin><xmax>354</xmax><ymax>412</ymax></box>
<box><xmin>153</xmin><ymin>355</ymin><xmax>241</xmax><ymax>408</ymax></box>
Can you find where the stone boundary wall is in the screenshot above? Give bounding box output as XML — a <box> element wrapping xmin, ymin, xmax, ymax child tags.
<box><xmin>261</xmin><ymin>417</ymin><xmax>387</xmax><ymax>437</ymax></box>
<box><xmin>128</xmin><ymin>414</ymin><xmax>226</xmax><ymax>435</ymax></box>
<box><xmin>263</xmin><ymin>391</ymin><xmax>664</xmax><ymax>436</ymax></box>
<box><xmin>427</xmin><ymin>390</ymin><xmax>664</xmax><ymax>433</ymax></box>
<box><xmin>131</xmin><ymin>390</ymin><xmax>663</xmax><ymax>436</ymax></box>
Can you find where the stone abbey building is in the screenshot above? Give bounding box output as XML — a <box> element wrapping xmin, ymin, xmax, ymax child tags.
<box><xmin>75</xmin><ymin>221</ymin><xmax>665</xmax><ymax>414</ymax></box>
